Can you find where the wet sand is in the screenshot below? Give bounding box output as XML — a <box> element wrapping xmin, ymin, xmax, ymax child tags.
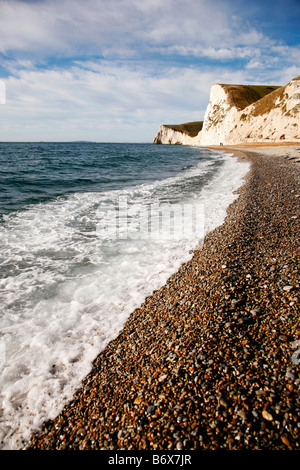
<box><xmin>27</xmin><ymin>146</ymin><xmax>300</xmax><ymax>450</ymax></box>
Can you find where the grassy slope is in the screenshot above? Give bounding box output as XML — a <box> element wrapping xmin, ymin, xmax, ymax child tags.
<box><xmin>164</xmin><ymin>121</ymin><xmax>203</xmax><ymax>137</ymax></box>
<box><xmin>221</xmin><ymin>84</ymin><xmax>281</xmax><ymax>111</ymax></box>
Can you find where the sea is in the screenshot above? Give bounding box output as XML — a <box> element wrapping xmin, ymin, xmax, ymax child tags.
<box><xmin>0</xmin><ymin>142</ymin><xmax>250</xmax><ymax>449</ymax></box>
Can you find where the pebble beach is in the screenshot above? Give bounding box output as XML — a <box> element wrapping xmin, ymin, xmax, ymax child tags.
<box><xmin>27</xmin><ymin>147</ymin><xmax>300</xmax><ymax>451</ymax></box>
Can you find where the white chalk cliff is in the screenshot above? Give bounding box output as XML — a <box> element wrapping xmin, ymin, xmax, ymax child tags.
<box><xmin>153</xmin><ymin>125</ymin><xmax>202</xmax><ymax>145</ymax></box>
<box><xmin>153</xmin><ymin>76</ymin><xmax>300</xmax><ymax>146</ymax></box>
<box><xmin>153</xmin><ymin>121</ymin><xmax>203</xmax><ymax>145</ymax></box>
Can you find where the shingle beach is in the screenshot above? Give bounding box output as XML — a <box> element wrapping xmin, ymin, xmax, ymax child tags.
<box><xmin>27</xmin><ymin>147</ymin><xmax>300</xmax><ymax>451</ymax></box>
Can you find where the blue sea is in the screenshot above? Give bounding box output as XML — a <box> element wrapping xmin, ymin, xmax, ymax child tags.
<box><xmin>0</xmin><ymin>142</ymin><xmax>249</xmax><ymax>449</ymax></box>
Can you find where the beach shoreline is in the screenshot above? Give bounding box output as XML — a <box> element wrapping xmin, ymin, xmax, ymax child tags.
<box><xmin>27</xmin><ymin>145</ymin><xmax>300</xmax><ymax>451</ymax></box>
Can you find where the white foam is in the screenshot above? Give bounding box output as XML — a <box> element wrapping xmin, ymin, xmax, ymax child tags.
<box><xmin>0</xmin><ymin>152</ymin><xmax>249</xmax><ymax>449</ymax></box>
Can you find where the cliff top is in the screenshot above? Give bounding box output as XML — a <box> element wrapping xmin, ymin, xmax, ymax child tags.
<box><xmin>164</xmin><ymin>121</ymin><xmax>203</xmax><ymax>137</ymax></box>
<box><xmin>220</xmin><ymin>84</ymin><xmax>281</xmax><ymax>110</ymax></box>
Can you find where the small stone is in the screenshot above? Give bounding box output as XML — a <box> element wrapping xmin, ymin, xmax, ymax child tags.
<box><xmin>176</xmin><ymin>440</ymin><xmax>183</xmax><ymax>450</ymax></box>
<box><xmin>279</xmin><ymin>335</ymin><xmax>288</xmax><ymax>342</ymax></box>
<box><xmin>283</xmin><ymin>285</ymin><xmax>293</xmax><ymax>292</ymax></box>
<box><xmin>237</xmin><ymin>409</ymin><xmax>247</xmax><ymax>419</ymax></box>
<box><xmin>281</xmin><ymin>436</ymin><xmax>291</xmax><ymax>446</ymax></box>
<box><xmin>196</xmin><ymin>353</ymin><xmax>206</xmax><ymax>362</ymax></box>
<box><xmin>146</xmin><ymin>405</ymin><xmax>155</xmax><ymax>414</ymax></box>
<box><xmin>251</xmin><ymin>308</ymin><xmax>261</xmax><ymax>316</ymax></box>
<box><xmin>158</xmin><ymin>374</ymin><xmax>167</xmax><ymax>382</ymax></box>
<box><xmin>285</xmin><ymin>369</ymin><xmax>295</xmax><ymax>380</ymax></box>
<box><xmin>219</xmin><ymin>398</ymin><xmax>228</xmax><ymax>407</ymax></box>
<box><xmin>262</xmin><ymin>410</ymin><xmax>273</xmax><ymax>421</ymax></box>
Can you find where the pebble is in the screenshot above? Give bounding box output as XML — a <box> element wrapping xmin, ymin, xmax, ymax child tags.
<box><xmin>281</xmin><ymin>436</ymin><xmax>291</xmax><ymax>446</ymax></box>
<box><xmin>286</xmin><ymin>369</ymin><xmax>296</xmax><ymax>380</ymax></box>
<box><xmin>158</xmin><ymin>374</ymin><xmax>167</xmax><ymax>382</ymax></box>
<box><xmin>26</xmin><ymin>151</ymin><xmax>300</xmax><ymax>451</ymax></box>
<box><xmin>146</xmin><ymin>405</ymin><xmax>155</xmax><ymax>414</ymax></box>
<box><xmin>262</xmin><ymin>410</ymin><xmax>273</xmax><ymax>421</ymax></box>
<box><xmin>176</xmin><ymin>441</ymin><xmax>183</xmax><ymax>450</ymax></box>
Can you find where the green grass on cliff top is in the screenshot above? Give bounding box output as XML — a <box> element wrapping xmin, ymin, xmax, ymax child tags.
<box><xmin>164</xmin><ymin>121</ymin><xmax>203</xmax><ymax>137</ymax></box>
<box><xmin>221</xmin><ymin>84</ymin><xmax>281</xmax><ymax>110</ymax></box>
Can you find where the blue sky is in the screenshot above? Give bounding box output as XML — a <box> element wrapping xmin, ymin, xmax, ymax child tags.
<box><xmin>0</xmin><ymin>0</ymin><xmax>299</xmax><ymax>142</ymax></box>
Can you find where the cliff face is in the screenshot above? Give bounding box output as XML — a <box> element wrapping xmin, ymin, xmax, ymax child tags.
<box><xmin>153</xmin><ymin>124</ymin><xmax>202</xmax><ymax>145</ymax></box>
<box><xmin>200</xmin><ymin>83</ymin><xmax>240</xmax><ymax>145</ymax></box>
<box><xmin>153</xmin><ymin>76</ymin><xmax>300</xmax><ymax>146</ymax></box>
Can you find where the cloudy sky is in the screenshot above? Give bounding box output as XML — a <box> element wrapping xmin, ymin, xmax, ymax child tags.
<box><xmin>0</xmin><ymin>0</ymin><xmax>299</xmax><ymax>142</ymax></box>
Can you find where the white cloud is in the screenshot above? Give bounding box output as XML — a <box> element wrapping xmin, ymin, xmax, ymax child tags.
<box><xmin>0</xmin><ymin>0</ymin><xmax>275</xmax><ymax>59</ymax></box>
<box><xmin>246</xmin><ymin>59</ymin><xmax>264</xmax><ymax>70</ymax></box>
<box><xmin>0</xmin><ymin>60</ymin><xmax>254</xmax><ymax>141</ymax></box>
<box><xmin>0</xmin><ymin>0</ymin><xmax>175</xmax><ymax>56</ymax></box>
<box><xmin>1</xmin><ymin>0</ymin><xmax>298</xmax><ymax>78</ymax></box>
<box><xmin>155</xmin><ymin>44</ymin><xmax>257</xmax><ymax>61</ymax></box>
<box><xmin>0</xmin><ymin>0</ymin><xmax>65</xmax><ymax>53</ymax></box>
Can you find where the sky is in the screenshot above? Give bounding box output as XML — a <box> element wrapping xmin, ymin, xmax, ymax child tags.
<box><xmin>0</xmin><ymin>0</ymin><xmax>299</xmax><ymax>142</ymax></box>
